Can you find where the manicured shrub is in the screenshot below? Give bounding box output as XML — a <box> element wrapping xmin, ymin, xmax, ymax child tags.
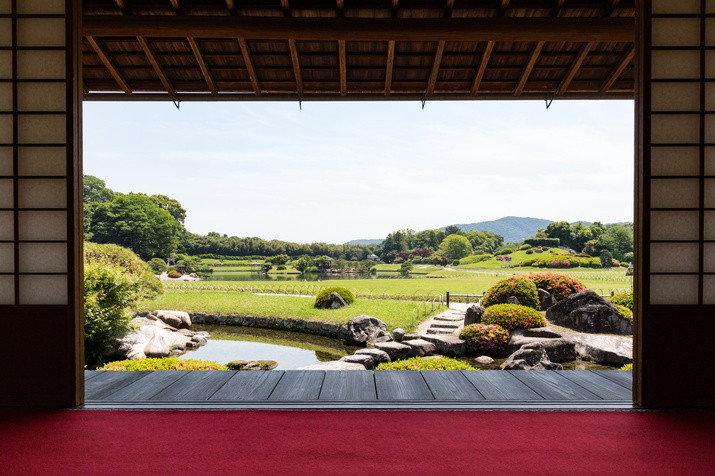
<box><xmin>314</xmin><ymin>286</ymin><xmax>355</xmax><ymax>308</ymax></box>
<box><xmin>481</xmin><ymin>276</ymin><xmax>539</xmax><ymax>309</ymax></box>
<box><xmin>376</xmin><ymin>357</ymin><xmax>475</xmax><ymax>370</ymax></box>
<box><xmin>525</xmin><ymin>272</ymin><xmax>587</xmax><ymax>301</ymax></box>
<box><xmin>524</xmin><ymin>237</ymin><xmax>560</xmax><ymax>247</ymax></box>
<box><xmin>459</xmin><ymin>324</ymin><xmax>510</xmax><ymax>354</ymax></box>
<box><xmin>525</xmin><ymin>249</ymin><xmax>534</xmax><ymax>254</ymax></box>
<box><xmin>167</xmin><ymin>270</ymin><xmax>182</xmax><ymax>278</ymax></box>
<box><xmin>519</xmin><ymin>244</ymin><xmax>532</xmax><ymax>251</ymax></box>
<box><xmin>619</xmin><ymin>363</ymin><xmax>633</xmax><ymax>371</ymax></box>
<box><xmin>148</xmin><ymin>257</ymin><xmax>167</xmax><ymax>274</ymax></box>
<box><xmin>496</xmin><ymin>247</ymin><xmax>514</xmax><ymax>255</ymax></box>
<box><xmin>613</xmin><ymin>304</ymin><xmax>633</xmax><ymax>323</ymax></box>
<box><xmin>84</xmin><ymin>242</ymin><xmax>163</xmax><ymax>367</ymax></box>
<box><xmin>610</xmin><ymin>290</ymin><xmax>633</xmax><ymax>311</ymax></box>
<box><xmin>100</xmin><ymin>358</ymin><xmax>228</xmax><ymax>371</ymax></box>
<box><xmin>481</xmin><ymin>304</ymin><xmax>547</xmax><ymax>330</ymax></box>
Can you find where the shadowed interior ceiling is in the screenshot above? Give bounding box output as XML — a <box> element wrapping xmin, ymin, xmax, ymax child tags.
<box><xmin>81</xmin><ymin>0</ymin><xmax>635</xmax><ymax>101</ymax></box>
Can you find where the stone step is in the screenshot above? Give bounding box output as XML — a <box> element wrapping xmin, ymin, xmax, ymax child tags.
<box><xmin>431</xmin><ymin>323</ymin><xmax>459</xmax><ymax>329</ymax></box>
<box><xmin>426</xmin><ymin>328</ymin><xmax>453</xmax><ymax>335</ymax></box>
<box><xmin>434</xmin><ymin>316</ymin><xmax>464</xmax><ymax>322</ymax></box>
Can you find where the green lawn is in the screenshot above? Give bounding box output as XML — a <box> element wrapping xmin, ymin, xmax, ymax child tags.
<box><xmin>142</xmin><ymin>292</ymin><xmax>444</xmax><ymax>332</ymax></box>
<box><xmin>163</xmin><ymin>267</ymin><xmax>631</xmax><ymax>299</ymax></box>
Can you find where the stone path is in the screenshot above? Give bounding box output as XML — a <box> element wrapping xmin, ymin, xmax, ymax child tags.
<box><xmin>416</xmin><ymin>303</ymin><xmax>470</xmax><ymax>337</ymax></box>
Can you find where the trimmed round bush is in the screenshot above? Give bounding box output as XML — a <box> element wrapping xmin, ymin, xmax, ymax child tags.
<box><xmin>481</xmin><ymin>276</ymin><xmax>539</xmax><ymax>309</ymax></box>
<box><xmin>167</xmin><ymin>270</ymin><xmax>182</xmax><ymax>279</ymax></box>
<box><xmin>100</xmin><ymin>358</ymin><xmax>228</xmax><ymax>371</ymax></box>
<box><xmin>459</xmin><ymin>324</ymin><xmax>510</xmax><ymax>355</ymax></box>
<box><xmin>613</xmin><ymin>304</ymin><xmax>633</xmax><ymax>323</ymax></box>
<box><xmin>314</xmin><ymin>286</ymin><xmax>355</xmax><ymax>308</ymax></box>
<box><xmin>525</xmin><ymin>272</ymin><xmax>587</xmax><ymax>301</ymax></box>
<box><xmin>611</xmin><ymin>290</ymin><xmax>633</xmax><ymax>311</ymax></box>
<box><xmin>376</xmin><ymin>357</ymin><xmax>475</xmax><ymax>370</ymax></box>
<box><xmin>482</xmin><ymin>303</ymin><xmax>547</xmax><ymax>330</ymax></box>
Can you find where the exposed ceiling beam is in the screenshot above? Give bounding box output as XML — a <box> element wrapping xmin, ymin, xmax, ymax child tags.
<box><xmin>86</xmin><ymin>36</ymin><xmax>132</xmax><ymax>94</ymax></box>
<box><xmin>556</xmin><ymin>42</ymin><xmax>591</xmax><ymax>96</ymax></box>
<box><xmin>514</xmin><ymin>41</ymin><xmax>544</xmax><ymax>96</ymax></box>
<box><xmin>169</xmin><ymin>0</ymin><xmax>181</xmax><ymax>14</ymax></box>
<box><xmin>187</xmin><ymin>37</ymin><xmax>217</xmax><ymax>95</ymax></box>
<box><xmin>114</xmin><ymin>0</ymin><xmax>127</xmax><ymax>13</ymax></box>
<box><xmin>137</xmin><ymin>36</ymin><xmax>176</xmax><ymax>97</ymax></box>
<box><xmin>281</xmin><ymin>0</ymin><xmax>304</xmax><ymax>97</ymax></box>
<box><xmin>226</xmin><ymin>0</ymin><xmax>236</xmax><ymax>14</ymax></box>
<box><xmin>426</xmin><ymin>41</ymin><xmax>445</xmax><ymax>97</ymax></box>
<box><xmin>604</xmin><ymin>0</ymin><xmax>621</xmax><ymax>17</ymax></box>
<box><xmin>237</xmin><ymin>38</ymin><xmax>262</xmax><ymax>95</ymax></box>
<box><xmin>385</xmin><ymin>40</ymin><xmax>395</xmax><ymax>95</ymax></box>
<box><xmin>338</xmin><ymin>40</ymin><xmax>347</xmax><ymax>96</ymax></box>
<box><xmin>498</xmin><ymin>0</ymin><xmax>510</xmax><ymax>17</ymax></box>
<box><xmin>599</xmin><ymin>45</ymin><xmax>634</xmax><ymax>94</ymax></box>
<box><xmin>83</xmin><ymin>16</ymin><xmax>635</xmax><ymax>43</ymax></box>
<box><xmin>470</xmin><ymin>40</ymin><xmax>494</xmax><ymax>95</ymax></box>
<box><xmin>550</xmin><ymin>0</ymin><xmax>565</xmax><ymax>17</ymax></box>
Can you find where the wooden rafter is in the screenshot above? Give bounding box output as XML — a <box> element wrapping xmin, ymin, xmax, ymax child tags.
<box><xmin>385</xmin><ymin>40</ymin><xmax>395</xmax><ymax>95</ymax></box>
<box><xmin>604</xmin><ymin>0</ymin><xmax>621</xmax><ymax>17</ymax></box>
<box><xmin>498</xmin><ymin>0</ymin><xmax>510</xmax><ymax>17</ymax></box>
<box><xmin>426</xmin><ymin>0</ymin><xmax>454</xmax><ymax>97</ymax></box>
<box><xmin>599</xmin><ymin>45</ymin><xmax>634</xmax><ymax>94</ymax></box>
<box><xmin>237</xmin><ymin>38</ymin><xmax>261</xmax><ymax>96</ymax></box>
<box><xmin>137</xmin><ymin>36</ymin><xmax>176</xmax><ymax>97</ymax></box>
<box><xmin>470</xmin><ymin>40</ymin><xmax>494</xmax><ymax>95</ymax></box>
<box><xmin>556</xmin><ymin>42</ymin><xmax>591</xmax><ymax>95</ymax></box>
<box><xmin>281</xmin><ymin>0</ymin><xmax>304</xmax><ymax>97</ymax></box>
<box><xmin>550</xmin><ymin>0</ymin><xmax>565</xmax><ymax>17</ymax></box>
<box><xmin>187</xmin><ymin>37</ymin><xmax>217</xmax><ymax>95</ymax></box>
<box><xmin>226</xmin><ymin>0</ymin><xmax>236</xmax><ymax>14</ymax></box>
<box><xmin>338</xmin><ymin>40</ymin><xmax>347</xmax><ymax>96</ymax></box>
<box><xmin>84</xmin><ymin>16</ymin><xmax>635</xmax><ymax>43</ymax></box>
<box><xmin>114</xmin><ymin>0</ymin><xmax>127</xmax><ymax>12</ymax></box>
<box><xmin>514</xmin><ymin>41</ymin><xmax>544</xmax><ymax>96</ymax></box>
<box><xmin>86</xmin><ymin>36</ymin><xmax>131</xmax><ymax>94</ymax></box>
<box><xmin>169</xmin><ymin>0</ymin><xmax>181</xmax><ymax>13</ymax></box>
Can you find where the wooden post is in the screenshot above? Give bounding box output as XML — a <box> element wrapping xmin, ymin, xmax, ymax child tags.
<box><xmin>446</xmin><ymin>292</ymin><xmax>450</xmax><ymax>307</ymax></box>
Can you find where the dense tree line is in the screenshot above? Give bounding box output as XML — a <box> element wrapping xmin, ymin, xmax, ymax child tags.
<box><xmin>375</xmin><ymin>227</ymin><xmax>504</xmax><ymax>263</ymax></box>
<box><xmin>537</xmin><ymin>221</ymin><xmax>633</xmax><ymax>261</ymax></box>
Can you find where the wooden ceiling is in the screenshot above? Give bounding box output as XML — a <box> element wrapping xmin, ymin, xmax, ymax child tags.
<box><xmin>82</xmin><ymin>0</ymin><xmax>635</xmax><ymax>102</ymax></box>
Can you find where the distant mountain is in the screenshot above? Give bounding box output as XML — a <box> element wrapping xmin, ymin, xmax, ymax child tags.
<box><xmin>442</xmin><ymin>216</ymin><xmax>553</xmax><ymax>243</ymax></box>
<box><xmin>346</xmin><ymin>238</ymin><xmax>383</xmax><ymax>245</ymax></box>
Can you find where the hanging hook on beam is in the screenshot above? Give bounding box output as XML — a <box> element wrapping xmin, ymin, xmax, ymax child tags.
<box><xmin>421</xmin><ymin>97</ymin><xmax>426</xmax><ymax>110</ymax></box>
<box><xmin>172</xmin><ymin>98</ymin><xmax>181</xmax><ymax>110</ymax></box>
<box><xmin>545</xmin><ymin>94</ymin><xmax>554</xmax><ymax>109</ymax></box>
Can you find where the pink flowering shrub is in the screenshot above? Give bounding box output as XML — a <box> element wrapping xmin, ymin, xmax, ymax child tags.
<box><xmin>524</xmin><ymin>272</ymin><xmax>587</xmax><ymax>301</ymax></box>
<box><xmin>482</xmin><ymin>304</ymin><xmax>547</xmax><ymax>330</ymax></box>
<box><xmin>481</xmin><ymin>276</ymin><xmax>539</xmax><ymax>309</ymax></box>
<box><xmin>459</xmin><ymin>324</ymin><xmax>510</xmax><ymax>355</ymax></box>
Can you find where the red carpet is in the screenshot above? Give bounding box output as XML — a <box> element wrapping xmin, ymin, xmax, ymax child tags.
<box><xmin>1</xmin><ymin>410</ymin><xmax>713</xmax><ymax>475</ymax></box>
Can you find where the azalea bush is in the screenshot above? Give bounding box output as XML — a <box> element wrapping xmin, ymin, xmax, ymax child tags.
<box><xmin>610</xmin><ymin>290</ymin><xmax>633</xmax><ymax>311</ymax></box>
<box><xmin>459</xmin><ymin>324</ymin><xmax>510</xmax><ymax>355</ymax></box>
<box><xmin>613</xmin><ymin>304</ymin><xmax>633</xmax><ymax>323</ymax></box>
<box><xmin>167</xmin><ymin>270</ymin><xmax>182</xmax><ymax>278</ymax></box>
<box><xmin>481</xmin><ymin>276</ymin><xmax>539</xmax><ymax>309</ymax></box>
<box><xmin>481</xmin><ymin>303</ymin><xmax>546</xmax><ymax>330</ymax></box>
<box><xmin>100</xmin><ymin>358</ymin><xmax>228</xmax><ymax>371</ymax></box>
<box><xmin>525</xmin><ymin>272</ymin><xmax>587</xmax><ymax>301</ymax></box>
<box><xmin>314</xmin><ymin>286</ymin><xmax>355</xmax><ymax>308</ymax></box>
<box><xmin>376</xmin><ymin>357</ymin><xmax>475</xmax><ymax>370</ymax></box>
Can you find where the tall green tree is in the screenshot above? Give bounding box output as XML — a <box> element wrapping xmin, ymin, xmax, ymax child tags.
<box><xmin>149</xmin><ymin>194</ymin><xmax>186</xmax><ymax>224</ymax></box>
<box><xmin>89</xmin><ymin>194</ymin><xmax>178</xmax><ymax>260</ymax></box>
<box><xmin>439</xmin><ymin>234</ymin><xmax>473</xmax><ymax>260</ymax></box>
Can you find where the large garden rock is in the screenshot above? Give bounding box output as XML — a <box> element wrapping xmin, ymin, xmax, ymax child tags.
<box><xmin>506</xmin><ymin>296</ymin><xmax>521</xmax><ymax>305</ymax></box>
<box><xmin>464</xmin><ymin>305</ymin><xmax>485</xmax><ymax>326</ymax></box>
<box><xmin>564</xmin><ymin>333</ymin><xmax>633</xmax><ymax>365</ymax></box>
<box><xmin>545</xmin><ymin>290</ymin><xmax>632</xmax><ymax>335</ymax></box>
<box><xmin>392</xmin><ymin>328</ymin><xmax>405</xmax><ymax>342</ymax></box>
<box><xmin>507</xmin><ymin>335</ymin><xmax>576</xmax><ymax>363</ymax></box>
<box><xmin>401</xmin><ymin>339</ymin><xmax>436</xmax><ymax>357</ymax></box>
<box><xmin>297</xmin><ymin>361</ymin><xmax>365</xmax><ymax>370</ymax></box>
<box><xmin>148</xmin><ymin>310</ymin><xmax>192</xmax><ymax>329</ymax></box>
<box><xmin>537</xmin><ymin>289</ymin><xmax>557</xmax><ymax>311</ymax></box>
<box><xmin>355</xmin><ymin>348</ymin><xmax>391</xmax><ymax>364</ymax></box>
<box><xmin>144</xmin><ymin>332</ymin><xmax>170</xmax><ymax>357</ymax></box>
<box><xmin>420</xmin><ymin>334</ymin><xmax>467</xmax><ymax>357</ymax></box>
<box><xmin>373</xmin><ymin>342</ymin><xmax>412</xmax><ymax>361</ymax></box>
<box><xmin>501</xmin><ymin>342</ymin><xmax>563</xmax><ymax>370</ymax></box>
<box><xmin>322</xmin><ymin>292</ymin><xmax>348</xmax><ymax>309</ymax></box>
<box><xmin>345</xmin><ymin>315</ymin><xmax>393</xmax><ymax>346</ymax></box>
<box><xmin>401</xmin><ymin>333</ymin><xmax>421</xmax><ymax>341</ymax></box>
<box><xmin>512</xmin><ymin>327</ymin><xmax>562</xmax><ymax>339</ymax></box>
<box><xmin>340</xmin><ymin>354</ymin><xmax>375</xmax><ymax>369</ymax></box>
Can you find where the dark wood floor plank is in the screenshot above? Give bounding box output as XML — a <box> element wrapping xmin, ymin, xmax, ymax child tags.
<box><xmin>510</xmin><ymin>371</ymin><xmax>601</xmax><ymax>400</ymax></box>
<box><xmin>84</xmin><ymin>370</ymin><xmax>104</xmax><ymax>381</ymax></box>
<box><xmin>375</xmin><ymin>371</ymin><xmax>434</xmax><ymax>400</ymax></box>
<box><xmin>150</xmin><ymin>371</ymin><xmax>236</xmax><ymax>401</ymax></box>
<box><xmin>319</xmin><ymin>371</ymin><xmax>377</xmax><ymax>401</ymax></box>
<box><xmin>269</xmin><ymin>371</ymin><xmax>325</xmax><ymax>401</ymax></box>
<box><xmin>421</xmin><ymin>371</ymin><xmax>485</xmax><ymax>401</ymax></box>
<box><xmin>591</xmin><ymin>370</ymin><xmax>633</xmax><ymax>389</ymax></box>
<box><xmin>557</xmin><ymin>371</ymin><xmax>632</xmax><ymax>400</ymax></box>
<box><xmin>103</xmin><ymin>371</ymin><xmax>191</xmax><ymax>401</ymax></box>
<box><xmin>85</xmin><ymin>371</ymin><xmax>151</xmax><ymax>400</ymax></box>
<box><xmin>461</xmin><ymin>371</ymin><xmax>543</xmax><ymax>400</ymax></box>
<box><xmin>210</xmin><ymin>371</ymin><xmax>284</xmax><ymax>401</ymax></box>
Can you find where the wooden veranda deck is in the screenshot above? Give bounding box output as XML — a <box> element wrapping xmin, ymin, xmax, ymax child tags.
<box><xmin>84</xmin><ymin>370</ymin><xmax>633</xmax><ymax>410</ymax></box>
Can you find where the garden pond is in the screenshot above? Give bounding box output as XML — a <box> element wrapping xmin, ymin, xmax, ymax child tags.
<box><xmin>180</xmin><ymin>324</ymin><xmax>618</xmax><ymax>371</ymax></box>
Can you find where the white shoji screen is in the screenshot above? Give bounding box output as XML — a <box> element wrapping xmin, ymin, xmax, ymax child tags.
<box><xmin>0</xmin><ymin>0</ymin><xmax>72</xmax><ymax>305</ymax></box>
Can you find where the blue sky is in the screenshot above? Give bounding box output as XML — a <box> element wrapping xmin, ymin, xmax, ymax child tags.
<box><xmin>83</xmin><ymin>99</ymin><xmax>634</xmax><ymax>244</ymax></box>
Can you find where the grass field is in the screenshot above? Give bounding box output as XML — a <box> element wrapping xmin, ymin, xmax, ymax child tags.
<box><xmin>142</xmin><ymin>292</ymin><xmax>444</xmax><ymax>331</ymax></box>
